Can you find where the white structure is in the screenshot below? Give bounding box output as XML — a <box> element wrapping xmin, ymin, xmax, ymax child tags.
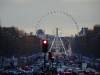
<box><xmin>49</xmin><ymin>28</ymin><xmax>66</xmax><ymax>54</ymax></box>
<box><xmin>49</xmin><ymin>28</ymin><xmax>72</xmax><ymax>56</ymax></box>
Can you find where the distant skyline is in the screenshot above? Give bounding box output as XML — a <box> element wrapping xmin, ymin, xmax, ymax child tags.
<box><xmin>0</xmin><ymin>0</ymin><xmax>100</xmax><ymax>36</ymax></box>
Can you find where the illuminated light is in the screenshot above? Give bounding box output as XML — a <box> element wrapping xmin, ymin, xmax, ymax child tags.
<box><xmin>43</xmin><ymin>40</ymin><xmax>47</xmax><ymax>44</ymax></box>
<box><xmin>42</xmin><ymin>40</ymin><xmax>48</xmax><ymax>45</ymax></box>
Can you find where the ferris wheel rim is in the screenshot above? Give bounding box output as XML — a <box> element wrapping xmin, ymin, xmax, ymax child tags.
<box><xmin>35</xmin><ymin>10</ymin><xmax>80</xmax><ymax>35</ymax></box>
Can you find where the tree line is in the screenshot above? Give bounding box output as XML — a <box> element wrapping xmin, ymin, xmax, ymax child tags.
<box><xmin>0</xmin><ymin>26</ymin><xmax>41</xmax><ymax>57</ymax></box>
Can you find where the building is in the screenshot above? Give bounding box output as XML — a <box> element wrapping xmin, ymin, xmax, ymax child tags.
<box><xmin>73</xmin><ymin>24</ymin><xmax>100</xmax><ymax>57</ymax></box>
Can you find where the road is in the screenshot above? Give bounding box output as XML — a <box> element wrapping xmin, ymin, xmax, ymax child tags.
<box><xmin>0</xmin><ymin>53</ymin><xmax>100</xmax><ymax>75</ymax></box>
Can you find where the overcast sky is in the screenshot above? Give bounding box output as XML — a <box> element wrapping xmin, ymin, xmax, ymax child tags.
<box><xmin>0</xmin><ymin>0</ymin><xmax>100</xmax><ymax>35</ymax></box>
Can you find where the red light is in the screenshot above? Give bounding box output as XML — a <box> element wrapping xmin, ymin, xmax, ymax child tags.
<box><xmin>42</xmin><ymin>40</ymin><xmax>48</xmax><ymax>45</ymax></box>
<box><xmin>43</xmin><ymin>40</ymin><xmax>47</xmax><ymax>44</ymax></box>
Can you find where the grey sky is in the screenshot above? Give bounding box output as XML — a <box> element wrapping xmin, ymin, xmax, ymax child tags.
<box><xmin>0</xmin><ymin>0</ymin><xmax>100</xmax><ymax>35</ymax></box>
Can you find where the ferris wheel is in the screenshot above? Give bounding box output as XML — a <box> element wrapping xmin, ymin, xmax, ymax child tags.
<box><xmin>35</xmin><ymin>10</ymin><xmax>80</xmax><ymax>55</ymax></box>
<box><xmin>35</xmin><ymin>10</ymin><xmax>79</xmax><ymax>36</ymax></box>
